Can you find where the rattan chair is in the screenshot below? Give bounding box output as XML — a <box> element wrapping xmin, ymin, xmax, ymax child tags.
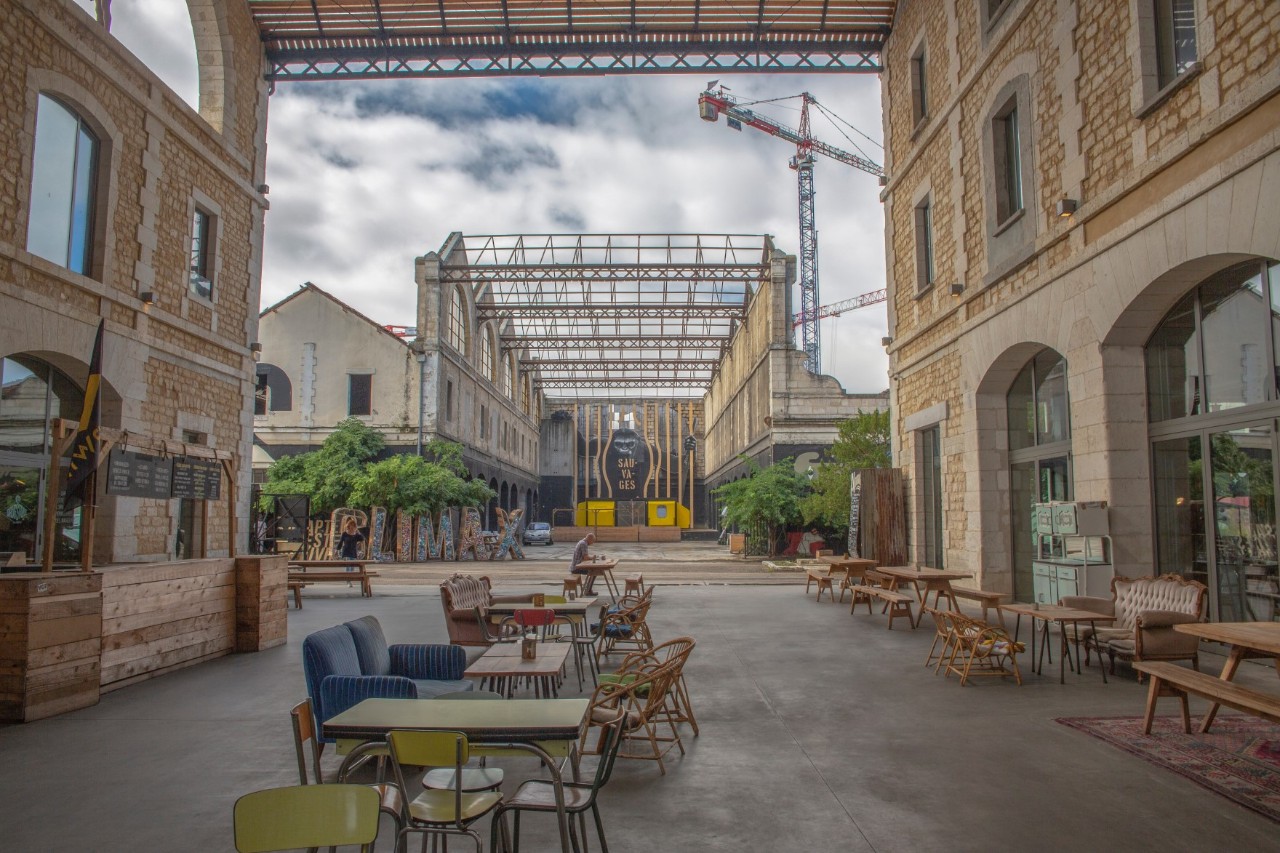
<box><xmin>595</xmin><ymin>594</ymin><xmax>655</xmax><ymax>664</ymax></box>
<box><xmin>600</xmin><ymin>636</ymin><xmax>699</xmax><ymax>737</ymax></box>
<box><xmin>943</xmin><ymin>614</ymin><xmax>1024</xmax><ymax>686</ymax></box>
<box><xmin>233</xmin><ymin>784</ymin><xmax>381</xmax><ymax>852</ymax></box>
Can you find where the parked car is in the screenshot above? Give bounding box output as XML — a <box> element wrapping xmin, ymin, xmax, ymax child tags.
<box><xmin>523</xmin><ymin>522</ymin><xmax>553</xmax><ymax>546</ymax></box>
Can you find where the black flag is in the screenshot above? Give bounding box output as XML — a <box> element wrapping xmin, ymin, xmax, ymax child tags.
<box><xmin>64</xmin><ymin>320</ymin><xmax>104</xmax><ymax>509</ymax></box>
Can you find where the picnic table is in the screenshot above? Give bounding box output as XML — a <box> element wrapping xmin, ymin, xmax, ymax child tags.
<box><xmin>287</xmin><ymin>559</ymin><xmax>377</xmax><ymax>600</ymax></box>
<box><xmin>873</xmin><ymin>565</ymin><xmax>973</xmax><ymax>625</ymax></box>
<box><xmin>1170</xmin><ymin>621</ymin><xmax>1280</xmax><ymax>731</ymax></box>
<box><xmin>805</xmin><ymin>556</ymin><xmax>876</xmax><ymax>603</ymax></box>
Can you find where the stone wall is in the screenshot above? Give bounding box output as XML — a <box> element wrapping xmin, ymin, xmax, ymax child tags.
<box><xmin>882</xmin><ymin>0</ymin><xmax>1280</xmax><ymax>587</ymax></box>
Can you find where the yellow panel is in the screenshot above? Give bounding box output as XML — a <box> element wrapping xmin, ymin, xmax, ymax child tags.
<box><xmin>585</xmin><ymin>501</ymin><xmax>615</xmax><ymax>527</ymax></box>
<box><xmin>648</xmin><ymin>500</ymin><xmax>676</xmax><ymax>526</ymax></box>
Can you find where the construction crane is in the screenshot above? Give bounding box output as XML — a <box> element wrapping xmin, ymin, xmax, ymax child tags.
<box><xmin>699</xmin><ymin>85</ymin><xmax>884</xmax><ymax>374</ymax></box>
<box><xmin>790</xmin><ymin>289</ymin><xmax>887</xmax><ymax>329</ymax></box>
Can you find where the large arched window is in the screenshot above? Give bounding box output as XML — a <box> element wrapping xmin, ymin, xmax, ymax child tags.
<box><xmin>254</xmin><ymin>364</ymin><xmax>293</xmax><ymax>415</ymax></box>
<box><xmin>0</xmin><ymin>355</ymin><xmax>86</xmax><ymax>561</ymax></box>
<box><xmin>504</xmin><ymin>353</ymin><xmax>516</xmax><ymax>399</ymax></box>
<box><xmin>27</xmin><ymin>94</ymin><xmax>99</xmax><ymax>276</ymax></box>
<box><xmin>446</xmin><ymin>286</ymin><xmax>467</xmax><ymax>353</ymax></box>
<box><xmin>1146</xmin><ymin>258</ymin><xmax>1280</xmax><ymax>622</ymax></box>
<box><xmin>1007</xmin><ymin>348</ymin><xmax>1072</xmax><ymax>601</ymax></box>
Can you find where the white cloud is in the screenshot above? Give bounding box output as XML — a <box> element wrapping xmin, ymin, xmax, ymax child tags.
<box><xmin>90</xmin><ymin>9</ymin><xmax>889</xmax><ymax>393</ymax></box>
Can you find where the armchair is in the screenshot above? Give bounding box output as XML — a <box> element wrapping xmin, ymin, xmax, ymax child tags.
<box><xmin>439</xmin><ymin>573</ymin><xmax>530</xmax><ymax>646</ymax></box>
<box><xmin>302</xmin><ymin>616</ymin><xmax>473</xmax><ymax>736</ymax></box>
<box><xmin>1062</xmin><ymin>574</ymin><xmax>1207</xmax><ymax>679</ymax></box>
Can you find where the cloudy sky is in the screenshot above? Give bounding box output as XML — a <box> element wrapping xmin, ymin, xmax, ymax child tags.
<box><xmin>78</xmin><ymin>0</ymin><xmax>890</xmax><ymax>394</ymax></box>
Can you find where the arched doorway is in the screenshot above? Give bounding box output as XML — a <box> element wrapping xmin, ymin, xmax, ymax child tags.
<box><xmin>0</xmin><ymin>354</ymin><xmax>87</xmax><ymax>562</ymax></box>
<box><xmin>1146</xmin><ymin>258</ymin><xmax>1280</xmax><ymax>622</ymax></box>
<box><xmin>1007</xmin><ymin>348</ymin><xmax>1072</xmax><ymax>601</ymax></box>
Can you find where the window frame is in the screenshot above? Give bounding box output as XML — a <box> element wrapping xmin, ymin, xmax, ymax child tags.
<box><xmin>188</xmin><ymin>205</ymin><xmax>216</xmax><ymax>301</ymax></box>
<box><xmin>446</xmin><ymin>286</ymin><xmax>468</xmax><ymax>353</ymax></box>
<box><xmin>992</xmin><ymin>98</ymin><xmax>1024</xmax><ymax>228</ymax></box>
<box><xmin>347</xmin><ymin>373</ymin><xmax>373</xmax><ymax>417</ymax></box>
<box><xmin>1132</xmin><ymin>0</ymin><xmax>1202</xmax><ymax>117</ymax></box>
<box><xmin>909</xmin><ymin>40</ymin><xmax>929</xmax><ymax>131</ymax></box>
<box><xmin>914</xmin><ymin>194</ymin><xmax>936</xmax><ymax>295</ymax></box>
<box><xmin>26</xmin><ymin>93</ymin><xmax>101</xmax><ymax>277</ymax></box>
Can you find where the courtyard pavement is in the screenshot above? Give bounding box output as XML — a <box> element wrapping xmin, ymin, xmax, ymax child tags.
<box><xmin>1</xmin><ymin>550</ymin><xmax>1277</xmax><ymax>851</ymax></box>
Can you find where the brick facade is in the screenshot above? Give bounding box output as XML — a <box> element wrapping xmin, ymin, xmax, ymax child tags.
<box><xmin>0</xmin><ymin>0</ymin><xmax>268</xmax><ymax>562</ymax></box>
<box><xmin>883</xmin><ymin>0</ymin><xmax>1280</xmax><ymax>593</ymax></box>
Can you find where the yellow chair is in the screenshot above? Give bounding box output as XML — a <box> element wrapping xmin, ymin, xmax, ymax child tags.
<box><xmin>233</xmin><ymin>784</ymin><xmax>380</xmax><ymax>852</ymax></box>
<box><xmin>290</xmin><ymin>699</ymin><xmax>403</xmax><ymax>834</ymax></box>
<box><xmin>386</xmin><ymin>729</ymin><xmax>504</xmax><ymax>852</ymax></box>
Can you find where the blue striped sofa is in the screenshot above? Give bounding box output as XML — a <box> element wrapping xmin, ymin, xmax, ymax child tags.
<box><xmin>302</xmin><ymin>616</ymin><xmax>473</xmax><ymax>736</ymax></box>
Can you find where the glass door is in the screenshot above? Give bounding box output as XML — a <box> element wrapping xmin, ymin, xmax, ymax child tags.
<box><xmin>1010</xmin><ymin>455</ymin><xmax>1072</xmax><ymax>601</ymax></box>
<box><xmin>1207</xmin><ymin>424</ymin><xmax>1277</xmax><ymax>621</ymax></box>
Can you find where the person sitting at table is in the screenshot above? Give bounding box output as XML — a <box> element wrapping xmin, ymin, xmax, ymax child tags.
<box><xmin>336</xmin><ymin>517</ymin><xmax>365</xmax><ymax>577</ymax></box>
<box><xmin>570</xmin><ymin>532</ymin><xmax>598</xmax><ymax>594</ymax></box>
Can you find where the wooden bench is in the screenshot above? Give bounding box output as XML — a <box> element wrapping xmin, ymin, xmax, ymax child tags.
<box><xmin>1133</xmin><ymin>661</ymin><xmax>1280</xmax><ymax>735</ymax></box>
<box><xmin>952</xmin><ymin>588</ymin><xmax>1010</xmax><ymax>629</ymax></box>
<box><xmin>287</xmin><ymin>580</ymin><xmax>309</xmax><ymax>609</ymax></box>
<box><xmin>849</xmin><ymin>584</ymin><xmax>916</xmax><ymax>630</ymax></box>
<box><xmin>804</xmin><ymin>567</ymin><xmax>840</xmax><ymax>603</ymax></box>
<box><xmin>286</xmin><ymin>567</ymin><xmax>379</xmax><ymax>598</ymax></box>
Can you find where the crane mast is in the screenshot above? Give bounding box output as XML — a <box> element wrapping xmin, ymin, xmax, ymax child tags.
<box><xmin>699</xmin><ymin>86</ymin><xmax>883</xmax><ymax>374</ymax></box>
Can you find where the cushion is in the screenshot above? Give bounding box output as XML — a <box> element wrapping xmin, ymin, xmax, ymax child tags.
<box><xmin>345</xmin><ymin>616</ymin><xmax>392</xmax><ymax>676</ymax></box>
<box><xmin>413</xmin><ymin>678</ymin><xmax>475</xmax><ymax>698</ymax></box>
<box><xmin>302</xmin><ymin>624</ymin><xmax>363</xmax><ymax>714</ymax></box>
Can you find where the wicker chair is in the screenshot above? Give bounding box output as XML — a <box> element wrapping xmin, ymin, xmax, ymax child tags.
<box><xmin>943</xmin><ymin>613</ymin><xmax>1024</xmax><ymax>686</ymax></box>
<box><xmin>595</xmin><ymin>593</ymin><xmax>655</xmax><ymax>664</ymax></box>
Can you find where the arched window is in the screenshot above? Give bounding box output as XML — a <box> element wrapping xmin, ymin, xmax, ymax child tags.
<box><xmin>254</xmin><ymin>364</ymin><xmax>293</xmax><ymax>415</ymax></box>
<box><xmin>0</xmin><ymin>355</ymin><xmax>87</xmax><ymax>561</ymax></box>
<box><xmin>27</xmin><ymin>94</ymin><xmax>100</xmax><ymax>276</ymax></box>
<box><xmin>1146</xmin><ymin>258</ymin><xmax>1280</xmax><ymax>621</ymax></box>
<box><xmin>504</xmin><ymin>353</ymin><xmax>516</xmax><ymax>399</ymax></box>
<box><xmin>446</xmin><ymin>286</ymin><xmax>467</xmax><ymax>353</ymax></box>
<box><xmin>1007</xmin><ymin>348</ymin><xmax>1072</xmax><ymax>601</ymax></box>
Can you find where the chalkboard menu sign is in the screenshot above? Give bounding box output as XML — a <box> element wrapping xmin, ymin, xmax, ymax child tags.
<box><xmin>171</xmin><ymin>458</ymin><xmax>222</xmax><ymax>500</ymax></box>
<box><xmin>106</xmin><ymin>450</ymin><xmax>173</xmax><ymax>499</ymax></box>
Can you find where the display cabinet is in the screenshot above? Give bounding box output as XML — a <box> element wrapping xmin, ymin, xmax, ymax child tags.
<box><xmin>1031</xmin><ymin>501</ymin><xmax>1114</xmax><ymax>604</ymax></box>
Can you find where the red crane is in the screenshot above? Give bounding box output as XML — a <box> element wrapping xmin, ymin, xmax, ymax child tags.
<box><xmin>699</xmin><ymin>85</ymin><xmax>884</xmax><ymax>373</ymax></box>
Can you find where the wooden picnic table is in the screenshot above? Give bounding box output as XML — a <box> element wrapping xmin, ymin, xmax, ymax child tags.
<box><xmin>287</xmin><ymin>559</ymin><xmax>376</xmax><ymax>598</ymax></box>
<box><xmin>572</xmin><ymin>557</ymin><xmax>620</xmax><ymax>601</ymax></box>
<box><xmin>1173</xmin><ymin>621</ymin><xmax>1280</xmax><ymax>731</ymax></box>
<box><xmin>874</xmin><ymin>565</ymin><xmax>973</xmax><ymax>624</ymax></box>
<box><xmin>805</xmin><ymin>556</ymin><xmax>877</xmax><ymax>603</ymax></box>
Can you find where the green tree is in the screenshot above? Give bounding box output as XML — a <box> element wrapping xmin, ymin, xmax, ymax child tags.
<box><xmin>350</xmin><ymin>452</ymin><xmax>495</xmax><ymax>515</ymax></box>
<box><xmin>258</xmin><ymin>418</ymin><xmax>384</xmax><ymax>514</ymax></box>
<box><xmin>713</xmin><ymin>458</ymin><xmax>809</xmax><ymax>556</ymax></box>
<box><xmin>801</xmin><ymin>409</ymin><xmax>892</xmax><ymax>538</ymax></box>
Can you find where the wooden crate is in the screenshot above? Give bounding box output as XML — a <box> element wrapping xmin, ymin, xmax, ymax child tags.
<box><xmin>0</xmin><ymin>572</ymin><xmax>103</xmax><ymax>723</ymax></box>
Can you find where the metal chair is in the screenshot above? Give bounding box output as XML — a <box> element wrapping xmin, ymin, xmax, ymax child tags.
<box><xmin>490</xmin><ymin>711</ymin><xmax>627</xmax><ymax>853</ymax></box>
<box><xmin>290</xmin><ymin>699</ymin><xmax>403</xmax><ymax>836</ymax></box>
<box><xmin>233</xmin><ymin>784</ymin><xmax>381</xmax><ymax>852</ymax></box>
<box><xmin>386</xmin><ymin>730</ymin><xmax>504</xmax><ymax>853</ymax></box>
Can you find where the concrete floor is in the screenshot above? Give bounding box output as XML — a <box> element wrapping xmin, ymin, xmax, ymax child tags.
<box><xmin>1</xmin><ymin>580</ymin><xmax>1277</xmax><ymax>852</ymax></box>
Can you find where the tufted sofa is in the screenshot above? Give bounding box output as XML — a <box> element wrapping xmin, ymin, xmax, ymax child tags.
<box><xmin>439</xmin><ymin>573</ymin><xmax>531</xmax><ymax>646</ymax></box>
<box><xmin>1062</xmin><ymin>574</ymin><xmax>1208</xmax><ymax>679</ymax></box>
<box><xmin>302</xmin><ymin>615</ymin><xmax>472</xmax><ymax>737</ymax></box>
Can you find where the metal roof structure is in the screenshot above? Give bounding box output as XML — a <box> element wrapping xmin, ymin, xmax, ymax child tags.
<box><xmin>248</xmin><ymin>0</ymin><xmax>897</xmax><ymax>81</ymax></box>
<box><xmin>442</xmin><ymin>234</ymin><xmax>773</xmax><ymax>398</ymax></box>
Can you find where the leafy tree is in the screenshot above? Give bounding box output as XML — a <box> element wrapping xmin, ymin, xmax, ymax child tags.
<box><xmin>801</xmin><ymin>409</ymin><xmax>892</xmax><ymax>538</ymax></box>
<box><xmin>257</xmin><ymin>418</ymin><xmax>384</xmax><ymax>514</ymax></box>
<box><xmin>713</xmin><ymin>458</ymin><xmax>809</xmax><ymax>556</ymax></box>
<box><xmin>350</xmin><ymin>452</ymin><xmax>495</xmax><ymax>515</ymax></box>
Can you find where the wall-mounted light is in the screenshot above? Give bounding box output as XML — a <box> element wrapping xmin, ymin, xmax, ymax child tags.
<box><xmin>139</xmin><ymin>290</ymin><xmax>155</xmax><ymax>305</ymax></box>
<box><xmin>1056</xmin><ymin>198</ymin><xmax>1078</xmax><ymax>218</ymax></box>
<box><xmin>950</xmin><ymin>282</ymin><xmax>965</xmax><ymax>296</ymax></box>
<box><xmin>249</xmin><ymin>341</ymin><xmax>262</xmax><ymax>354</ymax></box>
<box><xmin>881</xmin><ymin>336</ymin><xmax>893</xmax><ymax>347</ymax></box>
<box><xmin>256</xmin><ymin>183</ymin><xmax>270</xmax><ymax>195</ymax></box>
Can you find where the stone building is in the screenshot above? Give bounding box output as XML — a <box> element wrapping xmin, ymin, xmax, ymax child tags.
<box><xmin>1</xmin><ymin>0</ymin><xmax>267</xmax><ymax>563</ymax></box>
<box><xmin>703</xmin><ymin>242</ymin><xmax>890</xmax><ymax>502</ymax></box>
<box><xmin>881</xmin><ymin>0</ymin><xmax>1280</xmax><ymax>618</ymax></box>
<box><xmin>255</xmin><ymin>277</ymin><xmax>542</xmax><ymax>526</ymax></box>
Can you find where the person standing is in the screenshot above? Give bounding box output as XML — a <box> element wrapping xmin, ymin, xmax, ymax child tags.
<box><xmin>570</xmin><ymin>532</ymin><xmax>597</xmax><ymax>593</ymax></box>
<box><xmin>337</xmin><ymin>517</ymin><xmax>365</xmax><ymax>574</ymax></box>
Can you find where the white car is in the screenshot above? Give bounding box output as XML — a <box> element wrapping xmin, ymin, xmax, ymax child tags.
<box><xmin>522</xmin><ymin>522</ymin><xmax>553</xmax><ymax>546</ymax></box>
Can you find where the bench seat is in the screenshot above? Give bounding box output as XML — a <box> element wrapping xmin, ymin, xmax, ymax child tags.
<box><xmin>850</xmin><ymin>585</ymin><xmax>915</xmax><ymax>630</ymax></box>
<box><xmin>952</xmin><ymin>588</ymin><xmax>1009</xmax><ymax>628</ymax></box>
<box><xmin>287</xmin><ymin>568</ymin><xmax>379</xmax><ymax>598</ymax></box>
<box><xmin>1133</xmin><ymin>661</ymin><xmax>1280</xmax><ymax>734</ymax></box>
<box><xmin>804</xmin><ymin>568</ymin><xmax>839</xmax><ymax>603</ymax></box>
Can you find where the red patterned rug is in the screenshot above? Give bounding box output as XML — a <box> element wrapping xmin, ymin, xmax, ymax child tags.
<box><xmin>1057</xmin><ymin>715</ymin><xmax>1280</xmax><ymax>823</ymax></box>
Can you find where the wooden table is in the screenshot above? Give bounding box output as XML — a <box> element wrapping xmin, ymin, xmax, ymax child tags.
<box><xmin>287</xmin><ymin>559</ymin><xmax>376</xmax><ymax>598</ymax></box>
<box><xmin>572</xmin><ymin>558</ymin><xmax>620</xmax><ymax>601</ymax></box>
<box><xmin>1000</xmin><ymin>603</ymin><xmax>1115</xmax><ymax>684</ymax></box>
<box><xmin>465</xmin><ymin>642</ymin><xmax>572</xmax><ymax>698</ymax></box>
<box><xmin>324</xmin><ymin>697</ymin><xmax>588</xmax><ymax>853</ymax></box>
<box><xmin>1174</xmin><ymin>622</ymin><xmax>1280</xmax><ymax>731</ymax></box>
<box><xmin>817</xmin><ymin>556</ymin><xmax>877</xmax><ymax>602</ymax></box>
<box><xmin>875</xmin><ymin>566</ymin><xmax>973</xmax><ymax>625</ymax></box>
<box><xmin>487</xmin><ymin>598</ymin><xmax>600</xmax><ymax>618</ymax></box>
